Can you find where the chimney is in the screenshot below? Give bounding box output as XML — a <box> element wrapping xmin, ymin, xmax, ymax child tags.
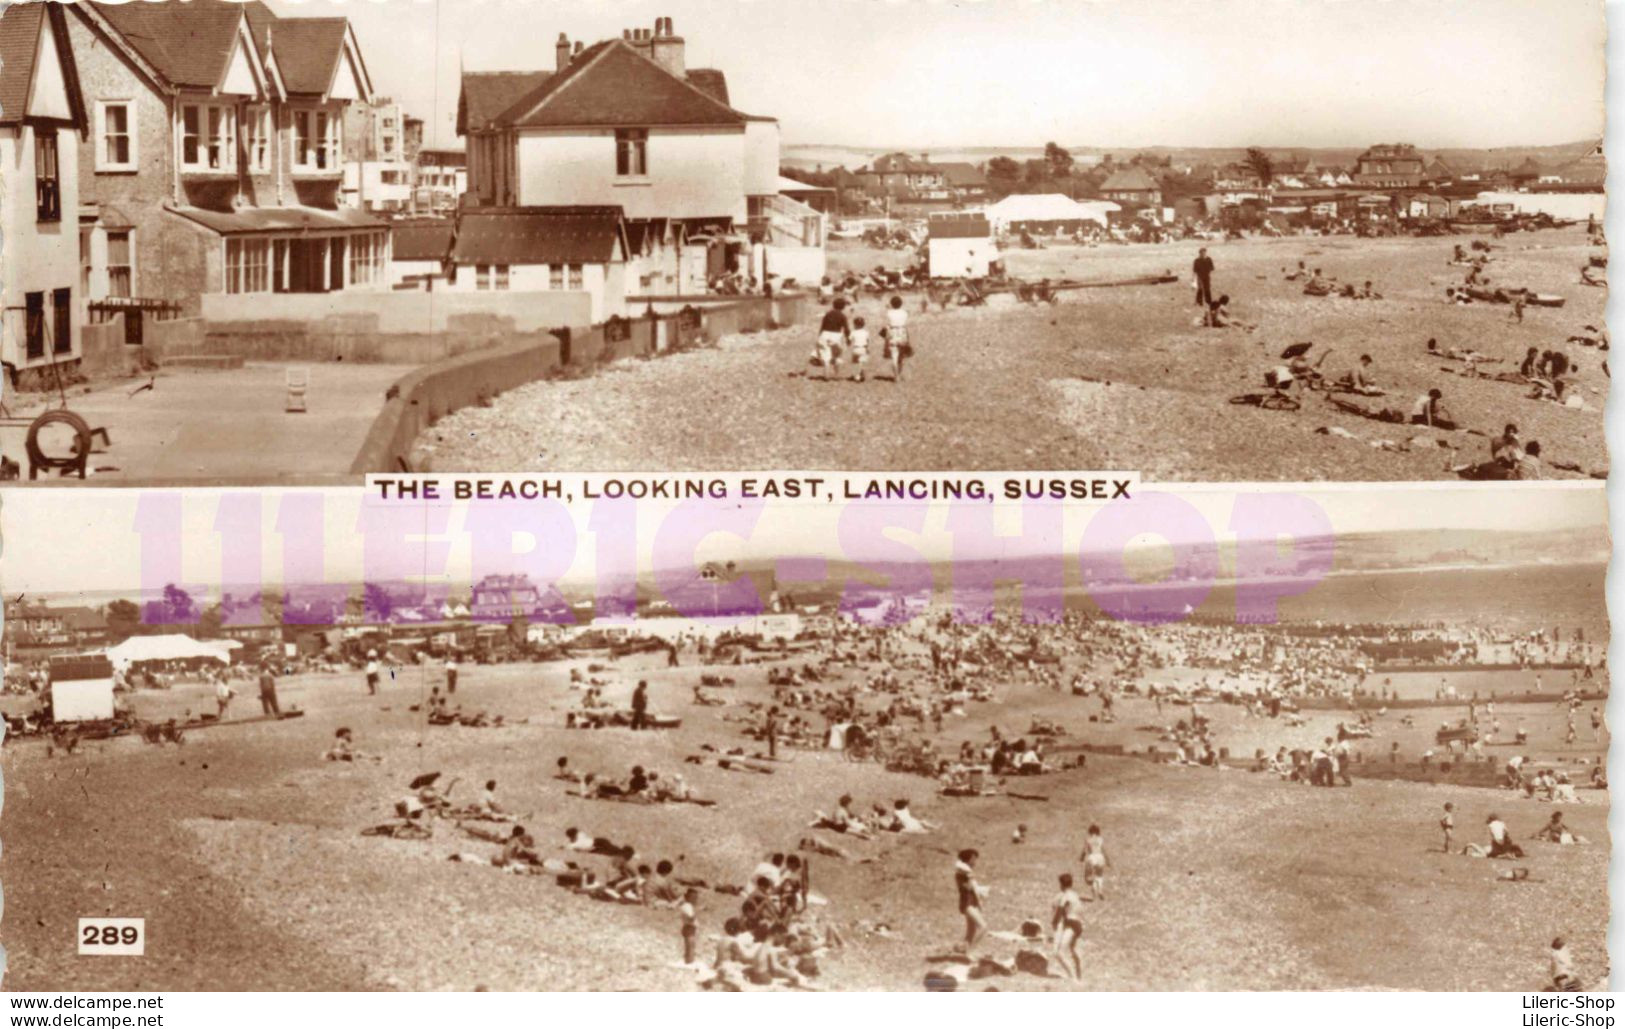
<box><xmin>555</xmin><ymin>33</ymin><xmax>570</xmax><ymax>71</ymax></box>
<box><xmin>572</xmin><ymin>40</ymin><xmax>583</xmax><ymax>57</ymax></box>
<box><xmin>650</xmin><ymin>16</ymin><xmax>684</xmax><ymax>77</ymax></box>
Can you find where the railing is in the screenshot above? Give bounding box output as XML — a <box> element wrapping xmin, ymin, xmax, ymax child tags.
<box><xmin>748</xmin><ymin>193</ymin><xmax>825</xmax><ymax>247</ymax></box>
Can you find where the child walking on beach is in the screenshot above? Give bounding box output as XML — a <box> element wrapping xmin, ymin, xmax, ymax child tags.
<box><xmin>883</xmin><ymin>295</ymin><xmax>911</xmax><ymax>381</ymax></box>
<box><xmin>1440</xmin><ymin>802</ymin><xmax>1455</xmax><ymax>853</ymax></box>
<box><xmin>1080</xmin><ymin>824</ymin><xmax>1109</xmax><ymax>900</ymax></box>
<box><xmin>814</xmin><ymin>299</ymin><xmax>849</xmax><ymax>381</ymax></box>
<box><xmin>848</xmin><ymin>317</ymin><xmax>870</xmax><ymax>382</ymax></box>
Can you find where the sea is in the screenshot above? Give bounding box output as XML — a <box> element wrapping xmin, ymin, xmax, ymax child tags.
<box><xmin>1073</xmin><ymin>562</ymin><xmax>1608</xmax><ymax>638</ymax></box>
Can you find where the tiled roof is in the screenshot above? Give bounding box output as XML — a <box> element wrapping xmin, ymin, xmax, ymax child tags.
<box><xmin>0</xmin><ymin>3</ymin><xmax>46</xmax><ymax>126</ymax></box>
<box><xmin>391</xmin><ymin>219</ymin><xmax>454</xmax><ymax>261</ymax></box>
<box><xmin>458</xmin><ymin>70</ymin><xmax>551</xmax><ymax>133</ymax></box>
<box><xmin>90</xmin><ymin>0</ymin><xmax>246</xmax><ymax>90</ymax></box>
<box><xmin>495</xmin><ymin>40</ymin><xmax>745</xmax><ymax>128</ymax></box>
<box><xmin>169</xmin><ymin>204</ymin><xmax>385</xmax><ymax>234</ymax></box>
<box><xmin>89</xmin><ymin>0</ymin><xmax>353</xmax><ymax>97</ymax></box>
<box><xmin>0</xmin><ymin>3</ymin><xmax>84</xmax><ymax>127</ymax></box>
<box><xmin>684</xmin><ymin>68</ymin><xmax>729</xmax><ymax>106</ymax></box>
<box><xmin>934</xmin><ymin>162</ymin><xmax>986</xmax><ymax>187</ymax></box>
<box><xmin>1100</xmin><ymin>166</ymin><xmax>1159</xmax><ymax>192</ymax></box>
<box><xmin>267</xmin><ymin>17</ymin><xmax>350</xmax><ymax>95</ymax></box>
<box><xmin>450</xmin><ymin>207</ymin><xmax>627</xmax><ymax>265</ymax></box>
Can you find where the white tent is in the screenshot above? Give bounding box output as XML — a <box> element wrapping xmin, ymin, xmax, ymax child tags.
<box><xmin>105</xmin><ymin>634</ymin><xmax>240</xmax><ymax>669</ymax></box>
<box><xmin>986</xmin><ymin>193</ymin><xmax>1120</xmax><ymax>232</ymax></box>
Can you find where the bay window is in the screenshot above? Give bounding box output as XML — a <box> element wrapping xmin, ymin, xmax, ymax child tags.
<box><xmin>293</xmin><ymin>109</ymin><xmax>340</xmax><ymax>172</ymax></box>
<box><xmin>245</xmin><ymin>106</ymin><xmax>271</xmax><ymax>173</ymax></box>
<box><xmin>181</xmin><ymin>102</ymin><xmax>237</xmax><ymax>172</ymax></box>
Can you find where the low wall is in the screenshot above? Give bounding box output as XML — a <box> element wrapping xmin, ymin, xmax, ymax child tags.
<box><xmin>199</xmin><ymin>290</ymin><xmax>595</xmax><ymax>362</ymax></box>
<box><xmin>353</xmin><ymin>292</ymin><xmax>810</xmax><ymax>473</ymax></box>
<box><xmin>78</xmin><ymin>317</ymin><xmax>129</xmax><ymax>379</ymax></box>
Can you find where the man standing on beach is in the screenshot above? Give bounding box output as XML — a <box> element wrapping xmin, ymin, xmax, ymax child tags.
<box><xmin>1193</xmin><ymin>247</ymin><xmax>1215</xmax><ymax>307</ymax></box>
<box><xmin>258</xmin><ymin>662</ymin><xmax>281</xmax><ymax>718</ymax></box>
<box><xmin>631</xmin><ymin>680</ymin><xmax>649</xmax><ymax>731</ymax></box>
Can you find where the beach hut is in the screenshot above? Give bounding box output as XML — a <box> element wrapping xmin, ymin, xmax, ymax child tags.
<box><xmin>927</xmin><ymin>215</ymin><xmax>995</xmax><ymax>278</ymax></box>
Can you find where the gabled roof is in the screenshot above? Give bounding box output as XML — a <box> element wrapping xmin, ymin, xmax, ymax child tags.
<box><xmin>89</xmin><ymin>0</ymin><xmax>249</xmax><ymax>90</ymax></box>
<box><xmin>1100</xmin><ymin>166</ymin><xmax>1159</xmax><ymax>192</ymax></box>
<box><xmin>86</xmin><ymin>0</ymin><xmax>363</xmax><ymax>100</ymax></box>
<box><xmin>495</xmin><ymin>39</ymin><xmax>745</xmax><ymax>129</ymax></box>
<box><xmin>265</xmin><ymin>17</ymin><xmax>351</xmax><ymax>95</ymax></box>
<box><xmin>451</xmin><ymin>206</ymin><xmax>629</xmax><ymax>265</ymax></box>
<box><xmin>0</xmin><ymin>2</ymin><xmax>86</xmax><ymax>128</ymax></box>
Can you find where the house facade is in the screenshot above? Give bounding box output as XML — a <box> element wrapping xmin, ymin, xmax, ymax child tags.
<box><xmin>458</xmin><ymin>17</ymin><xmax>820</xmax><ymax>297</ymax></box>
<box><xmin>64</xmin><ymin>0</ymin><xmax>390</xmax><ymax>320</ymax></box>
<box><xmin>415</xmin><ymin>145</ymin><xmax>466</xmax><ymax>213</ymax></box>
<box><xmin>1099</xmin><ymin>166</ymin><xmax>1162</xmax><ymax>208</ymax></box>
<box><xmin>1353</xmin><ymin>143</ymin><xmax>1424</xmax><ymax>189</ymax></box>
<box><xmin>0</xmin><ymin>2</ymin><xmax>86</xmax><ymax>383</ymax></box>
<box><xmin>444</xmin><ymin>206</ymin><xmax>629</xmax><ymax>322</ymax></box>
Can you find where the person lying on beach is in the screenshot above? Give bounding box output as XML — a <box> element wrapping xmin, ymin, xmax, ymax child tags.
<box><xmin>562</xmin><ymin>827</ymin><xmax>631</xmax><ymax>856</ymax></box>
<box><xmin>886</xmin><ymin>799</ymin><xmax>939</xmax><ymax>834</ymax></box>
<box><xmin>809</xmin><ymin>795</ymin><xmax>875</xmax><ymax>839</ymax></box>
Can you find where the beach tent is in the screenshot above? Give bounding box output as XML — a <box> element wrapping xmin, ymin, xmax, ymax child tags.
<box><xmin>985</xmin><ymin>193</ymin><xmax>1120</xmax><ymax>233</ymax></box>
<box><xmin>105</xmin><ymin>634</ymin><xmax>240</xmax><ymax>669</ymax></box>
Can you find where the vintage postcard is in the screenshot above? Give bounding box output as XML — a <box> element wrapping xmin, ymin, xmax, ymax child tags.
<box><xmin>0</xmin><ymin>480</ymin><xmax>1610</xmax><ymax>991</ymax></box>
<box><xmin>0</xmin><ymin>0</ymin><xmax>1605</xmax><ymax>484</ymax></box>
<box><xmin>0</xmin><ymin>0</ymin><xmax>1612</xmax><ymax>1013</ymax></box>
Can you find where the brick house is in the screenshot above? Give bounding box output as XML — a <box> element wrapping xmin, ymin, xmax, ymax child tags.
<box><xmin>63</xmin><ymin>0</ymin><xmax>389</xmax><ymax>320</ymax></box>
<box><xmin>0</xmin><ymin>2</ymin><xmax>87</xmax><ymax>383</ymax></box>
<box><xmin>1099</xmin><ymin>165</ymin><xmax>1162</xmax><ymax>208</ymax></box>
<box><xmin>1353</xmin><ymin>143</ymin><xmax>1425</xmax><ymax>189</ymax></box>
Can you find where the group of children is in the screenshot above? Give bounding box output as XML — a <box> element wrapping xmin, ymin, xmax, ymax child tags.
<box><xmin>811</xmin><ymin>295</ymin><xmax>913</xmax><ymax>383</ymax></box>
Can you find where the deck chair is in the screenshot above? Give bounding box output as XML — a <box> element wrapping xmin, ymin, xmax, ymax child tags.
<box><xmin>285</xmin><ymin>367</ymin><xmax>309</xmax><ymax>413</ymax></box>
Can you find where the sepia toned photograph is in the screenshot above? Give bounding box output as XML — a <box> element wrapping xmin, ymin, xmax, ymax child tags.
<box><xmin>0</xmin><ymin>482</ymin><xmax>1609</xmax><ymax>990</ymax></box>
<box><xmin>0</xmin><ymin>0</ymin><xmax>1606</xmax><ymax>484</ymax></box>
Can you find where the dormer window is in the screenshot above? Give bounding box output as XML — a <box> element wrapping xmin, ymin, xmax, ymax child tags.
<box><xmin>181</xmin><ymin>102</ymin><xmax>237</xmax><ymax>173</ymax></box>
<box><xmin>245</xmin><ymin>106</ymin><xmax>271</xmax><ymax>173</ymax></box>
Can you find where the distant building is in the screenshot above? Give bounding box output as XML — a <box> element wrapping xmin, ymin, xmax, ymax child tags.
<box><xmin>1098</xmin><ymin>165</ymin><xmax>1162</xmax><ymax>207</ymax></box>
<box><xmin>415</xmin><ymin>146</ymin><xmax>467</xmax><ymax>213</ymax></box>
<box><xmin>1353</xmin><ymin>144</ymin><xmax>1424</xmax><ymax>188</ymax></box>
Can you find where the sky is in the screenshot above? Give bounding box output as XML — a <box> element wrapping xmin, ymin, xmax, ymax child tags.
<box><xmin>0</xmin><ymin>483</ymin><xmax>1605</xmax><ymax>599</ymax></box>
<box><xmin>272</xmin><ymin>0</ymin><xmax>1606</xmax><ymax>152</ymax></box>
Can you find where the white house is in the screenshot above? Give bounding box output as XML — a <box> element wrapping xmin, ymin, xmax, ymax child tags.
<box><xmin>458</xmin><ymin>17</ymin><xmax>821</xmax><ymax>295</ymax></box>
<box><xmin>0</xmin><ymin>3</ymin><xmax>85</xmax><ymax>383</ymax></box>
<box><xmin>927</xmin><ymin>214</ymin><xmax>995</xmax><ymax>279</ymax></box>
<box><xmin>445</xmin><ymin>206</ymin><xmax>630</xmax><ymax>322</ymax></box>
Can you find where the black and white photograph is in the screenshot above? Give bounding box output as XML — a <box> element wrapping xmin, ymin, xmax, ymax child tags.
<box><xmin>0</xmin><ymin>0</ymin><xmax>1606</xmax><ymax>483</ymax></box>
<box><xmin>0</xmin><ymin>482</ymin><xmax>1609</xmax><ymax>991</ymax></box>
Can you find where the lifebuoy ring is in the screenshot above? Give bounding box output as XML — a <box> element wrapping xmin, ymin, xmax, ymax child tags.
<box><xmin>24</xmin><ymin>409</ymin><xmax>92</xmax><ymax>478</ymax></box>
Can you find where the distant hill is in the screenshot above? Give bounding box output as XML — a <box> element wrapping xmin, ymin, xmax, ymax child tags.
<box><xmin>783</xmin><ymin>139</ymin><xmax>1601</xmax><ymax>174</ymax></box>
